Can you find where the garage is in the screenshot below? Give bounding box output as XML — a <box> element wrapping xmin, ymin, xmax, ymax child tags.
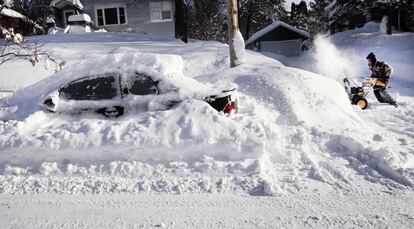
<box><xmin>245</xmin><ymin>21</ymin><xmax>311</xmax><ymax>57</ymax></box>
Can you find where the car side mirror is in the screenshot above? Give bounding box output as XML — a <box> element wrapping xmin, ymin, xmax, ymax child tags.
<box><xmin>122</xmin><ymin>88</ymin><xmax>129</xmax><ymax>95</ymax></box>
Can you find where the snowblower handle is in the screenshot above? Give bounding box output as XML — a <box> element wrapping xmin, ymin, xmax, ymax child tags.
<box><xmin>363</xmin><ymin>78</ymin><xmax>376</xmax><ymax>87</ymax></box>
<box><xmin>364</xmin><ymin>78</ymin><xmax>386</xmax><ymax>87</ymax></box>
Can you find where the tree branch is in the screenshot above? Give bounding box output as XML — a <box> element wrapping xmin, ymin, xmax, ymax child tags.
<box><xmin>1</xmin><ymin>26</ymin><xmax>65</xmax><ymax>71</ymax></box>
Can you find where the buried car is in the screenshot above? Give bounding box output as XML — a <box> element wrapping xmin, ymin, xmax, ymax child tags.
<box><xmin>41</xmin><ymin>72</ymin><xmax>238</xmax><ymax>117</ymax></box>
<box><xmin>0</xmin><ymin>53</ymin><xmax>237</xmax><ymax>121</ymax></box>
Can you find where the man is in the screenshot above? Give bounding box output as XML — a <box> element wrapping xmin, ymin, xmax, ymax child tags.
<box><xmin>366</xmin><ymin>52</ymin><xmax>397</xmax><ymax>107</ymax></box>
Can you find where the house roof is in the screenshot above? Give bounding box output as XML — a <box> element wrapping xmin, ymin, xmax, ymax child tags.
<box><xmin>50</xmin><ymin>0</ymin><xmax>84</xmax><ymax>10</ymax></box>
<box><xmin>0</xmin><ymin>5</ymin><xmax>26</xmax><ymax>19</ymax></box>
<box><xmin>324</xmin><ymin>0</ymin><xmax>337</xmax><ymax>12</ymax></box>
<box><xmin>245</xmin><ymin>21</ymin><xmax>311</xmax><ymax>46</ymax></box>
<box><xmin>46</xmin><ymin>16</ymin><xmax>55</xmax><ymax>24</ymax></box>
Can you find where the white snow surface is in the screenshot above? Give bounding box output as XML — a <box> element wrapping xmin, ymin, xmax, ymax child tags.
<box><xmin>233</xmin><ymin>31</ymin><xmax>246</xmax><ymax>65</ymax></box>
<box><xmin>68</xmin><ymin>13</ymin><xmax>91</xmax><ymax>23</ymax></box>
<box><xmin>1</xmin><ymin>193</ymin><xmax>413</xmax><ymax>228</ymax></box>
<box><xmin>2</xmin><ymin>0</ymin><xmax>14</xmax><ymax>8</ymax></box>
<box><xmin>324</xmin><ymin>0</ymin><xmax>337</xmax><ymax>12</ymax></box>
<box><xmin>46</xmin><ymin>16</ymin><xmax>55</xmax><ymax>24</ymax></box>
<box><xmin>0</xmin><ymin>27</ymin><xmax>413</xmax><ymax>227</ymax></box>
<box><xmin>50</xmin><ymin>0</ymin><xmax>83</xmax><ymax>9</ymax></box>
<box><xmin>380</xmin><ymin>15</ymin><xmax>391</xmax><ymax>34</ymax></box>
<box><xmin>0</xmin><ymin>5</ymin><xmax>25</xmax><ymax>18</ymax></box>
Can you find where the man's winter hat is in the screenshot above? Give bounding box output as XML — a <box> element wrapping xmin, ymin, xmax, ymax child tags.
<box><xmin>366</xmin><ymin>52</ymin><xmax>376</xmax><ymax>61</ymax></box>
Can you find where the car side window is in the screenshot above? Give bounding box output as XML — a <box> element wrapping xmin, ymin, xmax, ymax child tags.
<box><xmin>128</xmin><ymin>74</ymin><xmax>158</xmax><ymax>95</ymax></box>
<box><xmin>60</xmin><ymin>76</ymin><xmax>119</xmax><ymax>100</ymax></box>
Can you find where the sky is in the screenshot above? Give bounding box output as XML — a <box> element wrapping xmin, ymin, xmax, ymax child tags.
<box><xmin>285</xmin><ymin>0</ymin><xmax>314</xmax><ymax>10</ymax></box>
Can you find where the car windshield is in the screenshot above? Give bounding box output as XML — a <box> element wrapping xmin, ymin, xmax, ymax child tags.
<box><xmin>60</xmin><ymin>75</ymin><xmax>119</xmax><ymax>100</ymax></box>
<box><xmin>127</xmin><ymin>74</ymin><xmax>158</xmax><ymax>95</ymax></box>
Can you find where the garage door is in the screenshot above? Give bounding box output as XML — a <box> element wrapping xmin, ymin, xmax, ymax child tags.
<box><xmin>261</xmin><ymin>39</ymin><xmax>302</xmax><ymax>57</ymax></box>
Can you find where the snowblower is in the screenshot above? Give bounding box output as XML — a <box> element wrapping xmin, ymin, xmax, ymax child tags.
<box><xmin>343</xmin><ymin>77</ymin><xmax>386</xmax><ymax>110</ymax></box>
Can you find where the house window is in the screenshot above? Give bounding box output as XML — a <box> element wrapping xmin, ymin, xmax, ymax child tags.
<box><xmin>95</xmin><ymin>5</ymin><xmax>127</xmax><ymax>26</ymax></box>
<box><xmin>119</xmin><ymin>7</ymin><xmax>126</xmax><ymax>24</ymax></box>
<box><xmin>150</xmin><ymin>1</ymin><xmax>172</xmax><ymax>22</ymax></box>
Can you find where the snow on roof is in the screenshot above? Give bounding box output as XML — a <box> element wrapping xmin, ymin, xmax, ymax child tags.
<box><xmin>0</xmin><ymin>5</ymin><xmax>26</xmax><ymax>19</ymax></box>
<box><xmin>50</xmin><ymin>0</ymin><xmax>84</xmax><ymax>10</ymax></box>
<box><xmin>324</xmin><ymin>0</ymin><xmax>337</xmax><ymax>12</ymax></box>
<box><xmin>245</xmin><ymin>21</ymin><xmax>310</xmax><ymax>46</ymax></box>
<box><xmin>46</xmin><ymin>17</ymin><xmax>55</xmax><ymax>24</ymax></box>
<box><xmin>68</xmin><ymin>13</ymin><xmax>91</xmax><ymax>23</ymax></box>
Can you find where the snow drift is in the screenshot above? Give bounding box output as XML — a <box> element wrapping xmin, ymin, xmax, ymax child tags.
<box><xmin>0</xmin><ymin>30</ymin><xmax>412</xmax><ymax>195</ymax></box>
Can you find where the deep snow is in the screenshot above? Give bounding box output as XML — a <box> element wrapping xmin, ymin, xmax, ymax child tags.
<box><xmin>0</xmin><ymin>24</ymin><xmax>413</xmax><ymax>227</ymax></box>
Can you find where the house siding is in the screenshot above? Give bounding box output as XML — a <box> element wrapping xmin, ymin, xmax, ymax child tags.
<box><xmin>81</xmin><ymin>0</ymin><xmax>175</xmax><ymax>36</ymax></box>
<box><xmin>255</xmin><ymin>27</ymin><xmax>309</xmax><ymax>43</ymax></box>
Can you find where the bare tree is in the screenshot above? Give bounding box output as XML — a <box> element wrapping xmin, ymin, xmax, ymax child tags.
<box><xmin>1</xmin><ymin>27</ymin><xmax>64</xmax><ymax>70</ymax></box>
<box><xmin>187</xmin><ymin>0</ymin><xmax>227</xmax><ymax>41</ymax></box>
<box><xmin>238</xmin><ymin>0</ymin><xmax>287</xmax><ymax>40</ymax></box>
<box><xmin>1</xmin><ymin>0</ymin><xmax>49</xmax><ymax>35</ymax></box>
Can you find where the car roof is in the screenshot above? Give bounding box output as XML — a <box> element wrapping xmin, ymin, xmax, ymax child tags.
<box><xmin>0</xmin><ymin>53</ymin><xmax>212</xmax><ymax>119</ymax></box>
<box><xmin>5</xmin><ymin>53</ymin><xmax>209</xmax><ymax>99</ymax></box>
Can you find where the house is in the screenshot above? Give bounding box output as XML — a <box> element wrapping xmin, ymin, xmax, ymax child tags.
<box><xmin>245</xmin><ymin>21</ymin><xmax>311</xmax><ymax>57</ymax></box>
<box><xmin>325</xmin><ymin>0</ymin><xmax>414</xmax><ymax>34</ymax></box>
<box><xmin>49</xmin><ymin>0</ymin><xmax>175</xmax><ymax>36</ymax></box>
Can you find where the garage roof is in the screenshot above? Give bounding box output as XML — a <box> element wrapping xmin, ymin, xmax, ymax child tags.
<box><xmin>245</xmin><ymin>21</ymin><xmax>311</xmax><ymax>46</ymax></box>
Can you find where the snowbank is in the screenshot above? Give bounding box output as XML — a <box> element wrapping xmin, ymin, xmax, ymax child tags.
<box><xmin>0</xmin><ymin>32</ymin><xmax>412</xmax><ymax>195</ymax></box>
<box><xmin>262</xmin><ymin>22</ymin><xmax>414</xmax><ymax>188</ymax></box>
<box><xmin>233</xmin><ymin>31</ymin><xmax>246</xmax><ymax>65</ymax></box>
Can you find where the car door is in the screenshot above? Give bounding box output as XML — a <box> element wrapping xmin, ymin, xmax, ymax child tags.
<box><xmin>57</xmin><ymin>74</ymin><xmax>122</xmax><ymax>113</ymax></box>
<box><xmin>123</xmin><ymin>73</ymin><xmax>159</xmax><ymax>96</ymax></box>
<box><xmin>60</xmin><ymin>75</ymin><xmax>120</xmax><ymax>101</ymax></box>
<box><xmin>122</xmin><ymin>73</ymin><xmax>177</xmax><ymax>112</ymax></box>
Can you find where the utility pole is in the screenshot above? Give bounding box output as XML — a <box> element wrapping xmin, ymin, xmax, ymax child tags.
<box><xmin>228</xmin><ymin>0</ymin><xmax>239</xmax><ymax>68</ymax></box>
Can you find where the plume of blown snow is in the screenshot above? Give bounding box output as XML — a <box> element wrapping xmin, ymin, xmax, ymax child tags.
<box><xmin>311</xmin><ymin>35</ymin><xmax>365</xmax><ymax>82</ymax></box>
